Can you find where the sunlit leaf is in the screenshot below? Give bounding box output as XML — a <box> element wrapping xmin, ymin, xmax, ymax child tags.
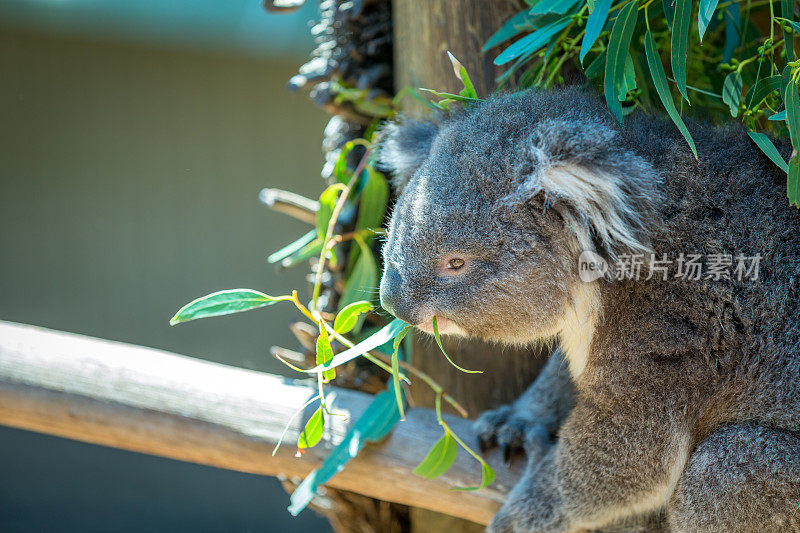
<box><xmin>337</xmin><ymin>237</ymin><xmax>379</xmax><ymax>332</ymax></box>
<box><xmin>297</xmin><ymin>407</ymin><xmax>324</xmax><ymax>449</ymax></box>
<box><xmin>446</xmin><ymin>51</ymin><xmax>479</xmax><ymax>99</ymax></box>
<box><xmin>268</xmin><ymin>230</ymin><xmax>317</xmax><ymax>264</ymax></box>
<box><xmin>722</xmin><ymin>71</ymin><xmax>742</xmax><ymax>117</ymax></box>
<box><xmin>604</xmin><ymin>1</ymin><xmax>638</xmax><ymax>122</ymax></box>
<box><xmin>355</xmin><ymin>167</ymin><xmax>389</xmax><ymax>232</ymax></box>
<box><xmin>170</xmin><ymin>289</ymin><xmax>286</xmax><ymax>325</ymax></box>
<box><xmin>391</xmin><ymin>326</ymin><xmax>410</xmax><ymax>419</ymax></box>
<box><xmin>307</xmin><ymin>318</ymin><xmax>409</xmax><ymax>373</ymax></box>
<box><xmin>580</xmin><ymin>0</ymin><xmax>612</xmax><ymax>65</ymax></box>
<box><xmin>747</xmin><ymin>132</ymin><xmax>789</xmax><ymax>173</ymax></box>
<box><xmin>317</xmin><ymin>323</ymin><xmax>335</xmax><ymax>382</ymax></box>
<box><xmin>413</xmin><ymin>432</ymin><xmax>458</xmax><ymax>479</ymax></box>
<box><xmin>317</xmin><ymin>184</ymin><xmax>342</xmax><ymax>239</ymax></box>
<box><xmin>432</xmin><ymin>317</ymin><xmax>482</xmax><ymax>374</ymax></box>
<box><xmin>333</xmin><ymin>301</ymin><xmax>374</xmax><ymax>334</ymax></box>
<box><xmin>453</xmin><ymin>460</ymin><xmax>496</xmax><ymax>491</ymax></box>
<box><xmin>288</xmin><ymin>382</ymin><xmax>404</xmax><ymax>516</ymax></box>
<box><xmin>671</xmin><ymin>0</ymin><xmax>691</xmax><ymax>102</ymax></box>
<box><xmin>644</xmin><ymin>31</ymin><xmax>698</xmax><ymax>159</ymax></box>
<box><xmin>698</xmin><ymin>0</ymin><xmax>720</xmax><ymax>42</ymax></box>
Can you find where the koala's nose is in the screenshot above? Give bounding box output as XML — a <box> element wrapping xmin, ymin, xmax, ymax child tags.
<box><xmin>379</xmin><ymin>265</ymin><xmax>419</xmax><ymax>325</ymax></box>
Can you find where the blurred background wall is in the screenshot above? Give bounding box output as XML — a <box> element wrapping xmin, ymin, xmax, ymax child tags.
<box><xmin>0</xmin><ymin>1</ymin><xmax>334</xmax><ymax>530</ymax></box>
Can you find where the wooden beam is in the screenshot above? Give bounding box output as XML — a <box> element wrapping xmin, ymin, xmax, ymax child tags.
<box><xmin>0</xmin><ymin>321</ymin><xmax>522</xmax><ymax>525</ymax></box>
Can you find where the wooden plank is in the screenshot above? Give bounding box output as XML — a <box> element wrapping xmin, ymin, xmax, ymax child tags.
<box><xmin>0</xmin><ymin>321</ymin><xmax>522</xmax><ymax>525</ymax></box>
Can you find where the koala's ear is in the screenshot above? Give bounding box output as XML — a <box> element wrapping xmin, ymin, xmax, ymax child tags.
<box><xmin>514</xmin><ymin>119</ymin><xmax>660</xmax><ymax>261</ymax></box>
<box><xmin>379</xmin><ymin>119</ymin><xmax>439</xmax><ymax>192</ymax></box>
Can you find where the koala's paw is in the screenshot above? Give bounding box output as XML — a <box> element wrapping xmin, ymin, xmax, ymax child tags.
<box><xmin>474</xmin><ymin>404</ymin><xmax>550</xmax><ymax>464</ymax></box>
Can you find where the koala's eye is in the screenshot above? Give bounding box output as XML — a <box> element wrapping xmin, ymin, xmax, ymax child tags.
<box><xmin>447</xmin><ymin>258</ymin><xmax>465</xmax><ymax>270</ymax></box>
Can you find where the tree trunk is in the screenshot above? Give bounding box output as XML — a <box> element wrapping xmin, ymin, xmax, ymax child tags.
<box><xmin>392</xmin><ymin>1</ymin><xmax>546</xmax><ymax>531</ymax></box>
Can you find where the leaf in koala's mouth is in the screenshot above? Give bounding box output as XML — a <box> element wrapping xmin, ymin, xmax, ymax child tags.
<box><xmin>431</xmin><ymin>316</ymin><xmax>483</xmax><ymax>374</ymax></box>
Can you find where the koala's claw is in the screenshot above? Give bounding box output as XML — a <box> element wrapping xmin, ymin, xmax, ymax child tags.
<box><xmin>474</xmin><ymin>405</ymin><xmax>551</xmax><ymax>464</ymax></box>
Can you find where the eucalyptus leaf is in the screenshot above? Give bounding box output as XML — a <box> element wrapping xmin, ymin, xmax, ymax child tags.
<box><xmin>644</xmin><ymin>31</ymin><xmax>698</xmax><ymax>159</ymax></box>
<box><xmin>484</xmin><ymin>10</ymin><xmax>533</xmax><ymax>51</ymax></box>
<box><xmin>671</xmin><ymin>0</ymin><xmax>692</xmax><ymax>102</ymax></box>
<box><xmin>391</xmin><ymin>326</ymin><xmax>410</xmax><ymax>419</ymax></box>
<box><xmin>337</xmin><ymin>237</ymin><xmax>378</xmax><ymax>332</ymax></box>
<box><xmin>604</xmin><ymin>1</ymin><xmax>638</xmax><ymax>122</ymax></box>
<box><xmin>317</xmin><ymin>184</ymin><xmax>341</xmax><ymax>240</ymax></box>
<box><xmin>494</xmin><ymin>18</ymin><xmax>572</xmax><ymax>65</ymax></box>
<box><xmin>355</xmin><ymin>168</ymin><xmax>389</xmax><ymax>232</ymax></box>
<box><xmin>785</xmin><ymin>79</ymin><xmax>800</xmax><ymax>154</ymax></box>
<box><xmin>745</xmin><ymin>75</ymin><xmax>782</xmax><ymax>109</ymax></box>
<box><xmin>529</xmin><ymin>0</ymin><xmax>581</xmax><ymax>15</ymax></box>
<box><xmin>782</xmin><ymin>0</ymin><xmax>795</xmax><ymax>62</ymax></box>
<box><xmin>698</xmin><ymin>0</ymin><xmax>720</xmax><ymax>42</ymax></box>
<box><xmin>297</xmin><ymin>407</ymin><xmax>324</xmax><ymax>449</ymax></box>
<box><xmin>769</xmin><ymin>110</ymin><xmax>787</xmax><ymax>121</ymax></box>
<box><xmin>618</xmin><ymin>54</ymin><xmax>637</xmax><ymax>101</ymax></box>
<box><xmin>268</xmin><ymin>230</ymin><xmax>317</xmax><ymax>264</ymax></box>
<box><xmin>722</xmin><ymin>4</ymin><xmax>741</xmax><ymax>63</ymax></box>
<box><xmin>333</xmin><ymin>300</ymin><xmax>374</xmax><ymax>334</ymax></box>
<box><xmin>317</xmin><ymin>323</ymin><xmax>335</xmax><ymax>382</ymax></box>
<box><xmin>580</xmin><ymin>0</ymin><xmax>612</xmax><ymax>65</ymax></box>
<box><xmin>307</xmin><ymin>318</ymin><xmax>409</xmax><ymax>373</ymax></box>
<box><xmin>432</xmin><ymin>317</ymin><xmax>483</xmax><ymax>374</ymax></box>
<box><xmin>170</xmin><ymin>289</ymin><xmax>285</xmax><ymax>325</ymax></box>
<box><xmin>453</xmin><ymin>459</ymin><xmax>496</xmax><ymax>491</ymax></box>
<box><xmin>288</xmin><ymin>382</ymin><xmax>404</xmax><ymax>515</ymax></box>
<box><xmin>789</xmin><ymin>156</ymin><xmax>800</xmax><ymax>206</ymax></box>
<box><xmin>413</xmin><ymin>432</ymin><xmax>458</xmax><ymax>479</ymax></box>
<box><xmin>747</xmin><ymin>132</ymin><xmax>789</xmax><ymax>173</ymax></box>
<box><xmin>722</xmin><ymin>71</ymin><xmax>742</xmax><ymax>117</ymax></box>
<box><xmin>584</xmin><ymin>49</ymin><xmax>607</xmax><ymax>79</ymax></box>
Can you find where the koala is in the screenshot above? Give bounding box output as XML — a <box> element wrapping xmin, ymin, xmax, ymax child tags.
<box><xmin>378</xmin><ymin>87</ymin><xmax>800</xmax><ymax>533</ymax></box>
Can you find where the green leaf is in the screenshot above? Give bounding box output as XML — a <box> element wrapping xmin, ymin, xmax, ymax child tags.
<box><xmin>334</xmin><ymin>301</ymin><xmax>374</xmax><ymax>334</ymax></box>
<box><xmin>747</xmin><ymin>132</ymin><xmax>789</xmax><ymax>173</ymax></box>
<box><xmin>529</xmin><ymin>0</ymin><xmax>581</xmax><ymax>15</ymax></box>
<box><xmin>604</xmin><ymin>1</ymin><xmax>638</xmax><ymax>122</ymax></box>
<box><xmin>316</xmin><ymin>184</ymin><xmax>342</xmax><ymax>239</ymax></box>
<box><xmin>288</xmin><ymin>382</ymin><xmax>404</xmax><ymax>516</ymax></box>
<box><xmin>483</xmin><ymin>11</ymin><xmax>533</xmax><ymax>51</ymax></box>
<box><xmin>698</xmin><ymin>0</ymin><xmax>719</xmax><ymax>42</ymax></box>
<box><xmin>745</xmin><ymin>75</ymin><xmax>782</xmax><ymax>109</ymax></box>
<box><xmin>644</xmin><ymin>31</ymin><xmax>698</xmax><ymax>159</ymax></box>
<box><xmin>722</xmin><ymin>4</ymin><xmax>741</xmax><ymax>63</ymax></box>
<box><xmin>494</xmin><ymin>18</ymin><xmax>572</xmax><ymax>65</ymax></box>
<box><xmin>418</xmin><ymin>88</ymin><xmax>483</xmax><ymax>105</ymax></box>
<box><xmin>785</xmin><ymin>78</ymin><xmax>800</xmax><ymax>153</ymax></box>
<box><xmin>722</xmin><ymin>71</ymin><xmax>742</xmax><ymax>117</ymax></box>
<box><xmin>663</xmin><ymin>0</ymin><xmax>675</xmax><ymax>29</ymax></box>
<box><xmin>783</xmin><ymin>0</ymin><xmax>796</xmax><ymax>62</ymax></box>
<box><xmin>355</xmin><ymin>167</ymin><xmax>389</xmax><ymax>232</ymax></box>
<box><xmin>453</xmin><ymin>460</ymin><xmax>496</xmax><ymax>491</ymax></box>
<box><xmin>446</xmin><ymin>51</ymin><xmax>479</xmax><ymax>99</ymax></box>
<box><xmin>671</xmin><ymin>0</ymin><xmax>692</xmax><ymax>102</ymax></box>
<box><xmin>432</xmin><ymin>317</ymin><xmax>483</xmax><ymax>374</ymax></box>
<box><xmin>789</xmin><ymin>156</ymin><xmax>800</xmax><ymax>206</ymax></box>
<box><xmin>337</xmin><ymin>237</ymin><xmax>379</xmax><ymax>332</ymax></box>
<box><xmin>307</xmin><ymin>318</ymin><xmax>409</xmax><ymax>373</ymax></box>
<box><xmin>770</xmin><ymin>110</ymin><xmax>787</xmax><ymax>121</ymax></box>
<box><xmin>317</xmin><ymin>324</ymin><xmax>335</xmax><ymax>382</ymax></box>
<box><xmin>413</xmin><ymin>432</ymin><xmax>458</xmax><ymax>479</ymax></box>
<box><xmin>580</xmin><ymin>0</ymin><xmax>613</xmax><ymax>65</ymax></box>
<box><xmin>391</xmin><ymin>326</ymin><xmax>410</xmax><ymax>419</ymax></box>
<box><xmin>618</xmin><ymin>54</ymin><xmax>637</xmax><ymax>101</ymax></box>
<box><xmin>297</xmin><ymin>407</ymin><xmax>324</xmax><ymax>449</ymax></box>
<box><xmin>170</xmin><ymin>289</ymin><xmax>285</xmax><ymax>325</ymax></box>
<box><xmin>584</xmin><ymin>49</ymin><xmax>607</xmax><ymax>79</ymax></box>
<box><xmin>267</xmin><ymin>230</ymin><xmax>317</xmax><ymax>264</ymax></box>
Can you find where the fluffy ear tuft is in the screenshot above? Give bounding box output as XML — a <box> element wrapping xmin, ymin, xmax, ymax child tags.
<box><xmin>379</xmin><ymin>119</ymin><xmax>439</xmax><ymax>192</ymax></box>
<box><xmin>513</xmin><ymin>119</ymin><xmax>660</xmax><ymax>261</ymax></box>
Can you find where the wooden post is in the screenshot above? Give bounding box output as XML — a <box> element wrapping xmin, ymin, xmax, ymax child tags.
<box><xmin>391</xmin><ymin>1</ymin><xmax>546</xmax><ymax>531</ymax></box>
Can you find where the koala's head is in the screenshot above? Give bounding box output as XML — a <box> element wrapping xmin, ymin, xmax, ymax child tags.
<box><xmin>378</xmin><ymin>88</ymin><xmax>659</xmax><ymax>345</ymax></box>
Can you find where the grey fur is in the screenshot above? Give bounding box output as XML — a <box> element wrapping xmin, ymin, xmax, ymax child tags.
<box><xmin>378</xmin><ymin>87</ymin><xmax>800</xmax><ymax>532</ymax></box>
